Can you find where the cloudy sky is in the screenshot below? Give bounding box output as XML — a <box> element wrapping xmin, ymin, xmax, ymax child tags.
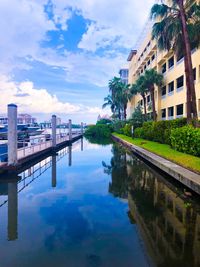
<box><xmin>0</xmin><ymin>0</ymin><xmax>155</xmax><ymax>123</ymax></box>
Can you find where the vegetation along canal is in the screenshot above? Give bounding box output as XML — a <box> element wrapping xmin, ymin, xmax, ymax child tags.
<box><xmin>0</xmin><ymin>138</ymin><xmax>199</xmax><ymax>267</ymax></box>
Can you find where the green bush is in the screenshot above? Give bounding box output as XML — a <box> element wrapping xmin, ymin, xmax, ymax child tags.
<box><xmin>84</xmin><ymin>124</ymin><xmax>113</xmax><ymax>138</ymax></box>
<box><xmin>121</xmin><ymin>123</ymin><xmax>132</xmax><ymax>137</ymax></box>
<box><xmin>133</xmin><ymin>118</ymin><xmax>187</xmax><ymax>145</ymax></box>
<box><xmin>170</xmin><ymin>126</ymin><xmax>200</xmax><ymax>156</ymax></box>
<box><xmin>112</xmin><ymin>120</ymin><xmax>126</xmax><ymax>134</ymax></box>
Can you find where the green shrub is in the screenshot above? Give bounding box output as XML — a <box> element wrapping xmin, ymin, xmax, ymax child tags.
<box><xmin>84</xmin><ymin>124</ymin><xmax>113</xmax><ymax>138</ymax></box>
<box><xmin>112</xmin><ymin>120</ymin><xmax>126</xmax><ymax>134</ymax></box>
<box><xmin>121</xmin><ymin>123</ymin><xmax>132</xmax><ymax>137</ymax></box>
<box><xmin>170</xmin><ymin>126</ymin><xmax>200</xmax><ymax>156</ymax></box>
<box><xmin>133</xmin><ymin>118</ymin><xmax>187</xmax><ymax>145</ymax></box>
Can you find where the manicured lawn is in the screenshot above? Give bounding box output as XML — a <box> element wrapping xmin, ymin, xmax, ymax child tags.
<box><xmin>113</xmin><ymin>133</ymin><xmax>200</xmax><ymax>174</ymax></box>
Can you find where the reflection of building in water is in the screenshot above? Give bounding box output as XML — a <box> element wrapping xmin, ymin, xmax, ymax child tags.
<box><xmin>128</xmin><ymin>165</ymin><xmax>200</xmax><ymax>267</ymax></box>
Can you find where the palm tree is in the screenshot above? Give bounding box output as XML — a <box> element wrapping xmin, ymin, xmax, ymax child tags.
<box><xmin>151</xmin><ymin>0</ymin><xmax>200</xmax><ymax>125</ymax></box>
<box><xmin>143</xmin><ymin>69</ymin><xmax>163</xmax><ymax>121</ymax></box>
<box><xmin>102</xmin><ymin>94</ymin><xmax>116</xmax><ymax>113</ymax></box>
<box><xmin>135</xmin><ymin>75</ymin><xmax>148</xmax><ymax>119</ymax></box>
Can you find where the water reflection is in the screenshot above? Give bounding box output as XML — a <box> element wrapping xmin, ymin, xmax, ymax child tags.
<box><xmin>0</xmin><ymin>140</ymin><xmax>82</xmax><ymax>242</ymax></box>
<box><xmin>105</xmin><ymin>143</ymin><xmax>200</xmax><ymax>267</ymax></box>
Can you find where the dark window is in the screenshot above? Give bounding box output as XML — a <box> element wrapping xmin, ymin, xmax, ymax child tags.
<box><xmin>147</xmin><ymin>95</ymin><xmax>151</xmax><ymax>103</ymax></box>
<box><xmin>162</xmin><ymin>63</ymin><xmax>166</xmax><ymax>74</ymax></box>
<box><xmin>151</xmin><ymin>54</ymin><xmax>155</xmax><ymax>61</ymax></box>
<box><xmin>193</xmin><ymin>68</ymin><xmax>196</xmax><ymax>81</ymax></box>
<box><xmin>168</xmin><ymin>106</ymin><xmax>174</xmax><ymax>117</ymax></box>
<box><xmin>161</xmin><ymin>109</ymin><xmax>166</xmax><ymax>118</ymax></box>
<box><xmin>168</xmin><ymin>81</ymin><xmax>174</xmax><ymax>93</ymax></box>
<box><xmin>177</xmin><ymin>53</ymin><xmax>184</xmax><ymax>62</ymax></box>
<box><xmin>147</xmin><ymin>41</ymin><xmax>151</xmax><ymax>47</ymax></box>
<box><xmin>147</xmin><ymin>59</ymin><xmax>150</xmax><ymax>66</ymax></box>
<box><xmin>141</xmin><ymin>69</ymin><xmax>143</xmax><ymax>74</ymax></box>
<box><xmin>140</xmin><ymin>100</ymin><xmax>143</xmax><ymax>106</ymax></box>
<box><xmin>168</xmin><ymin>56</ymin><xmax>174</xmax><ymax>68</ymax></box>
<box><xmin>144</xmin><ymin>65</ymin><xmax>146</xmax><ymax>70</ymax></box>
<box><xmin>161</xmin><ymin>86</ymin><xmax>166</xmax><ymax>96</ymax></box>
<box><xmin>176</xmin><ymin>75</ymin><xmax>184</xmax><ymax>89</ymax></box>
<box><xmin>177</xmin><ymin>104</ymin><xmax>183</xmax><ymax>116</ymax></box>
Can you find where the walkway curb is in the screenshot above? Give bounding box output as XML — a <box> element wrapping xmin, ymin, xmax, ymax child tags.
<box><xmin>112</xmin><ymin>134</ymin><xmax>200</xmax><ymax>194</ymax></box>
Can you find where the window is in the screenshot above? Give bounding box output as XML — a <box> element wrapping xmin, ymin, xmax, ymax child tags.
<box><xmin>151</xmin><ymin>54</ymin><xmax>155</xmax><ymax>61</ymax></box>
<box><xmin>168</xmin><ymin>106</ymin><xmax>174</xmax><ymax>118</ymax></box>
<box><xmin>144</xmin><ymin>65</ymin><xmax>146</xmax><ymax>70</ymax></box>
<box><xmin>147</xmin><ymin>59</ymin><xmax>150</xmax><ymax>66</ymax></box>
<box><xmin>168</xmin><ymin>81</ymin><xmax>174</xmax><ymax>94</ymax></box>
<box><xmin>140</xmin><ymin>100</ymin><xmax>143</xmax><ymax>106</ymax></box>
<box><xmin>176</xmin><ymin>75</ymin><xmax>184</xmax><ymax>90</ymax></box>
<box><xmin>168</xmin><ymin>56</ymin><xmax>174</xmax><ymax>69</ymax></box>
<box><xmin>141</xmin><ymin>69</ymin><xmax>143</xmax><ymax>74</ymax></box>
<box><xmin>147</xmin><ymin>95</ymin><xmax>151</xmax><ymax>103</ymax></box>
<box><xmin>161</xmin><ymin>109</ymin><xmax>166</xmax><ymax>119</ymax></box>
<box><xmin>147</xmin><ymin>41</ymin><xmax>151</xmax><ymax>47</ymax></box>
<box><xmin>161</xmin><ymin>86</ymin><xmax>166</xmax><ymax>98</ymax></box>
<box><xmin>193</xmin><ymin>68</ymin><xmax>196</xmax><ymax>81</ymax></box>
<box><xmin>177</xmin><ymin>53</ymin><xmax>184</xmax><ymax>63</ymax></box>
<box><xmin>162</xmin><ymin>63</ymin><xmax>166</xmax><ymax>74</ymax></box>
<box><xmin>176</xmin><ymin>104</ymin><xmax>183</xmax><ymax>116</ymax></box>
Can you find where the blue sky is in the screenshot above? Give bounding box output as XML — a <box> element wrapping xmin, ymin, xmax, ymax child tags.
<box><xmin>0</xmin><ymin>0</ymin><xmax>155</xmax><ymax>123</ymax></box>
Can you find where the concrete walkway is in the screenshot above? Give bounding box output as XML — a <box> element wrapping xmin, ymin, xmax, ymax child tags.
<box><xmin>112</xmin><ymin>135</ymin><xmax>200</xmax><ymax>195</ymax></box>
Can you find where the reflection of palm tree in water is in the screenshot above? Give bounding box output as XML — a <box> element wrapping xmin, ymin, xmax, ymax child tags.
<box><xmin>102</xmin><ymin>144</ymin><xmax>130</xmax><ymax>199</ymax></box>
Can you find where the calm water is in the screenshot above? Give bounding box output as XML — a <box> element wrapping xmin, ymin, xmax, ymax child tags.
<box><xmin>0</xmin><ymin>138</ymin><xmax>200</xmax><ymax>267</ymax></box>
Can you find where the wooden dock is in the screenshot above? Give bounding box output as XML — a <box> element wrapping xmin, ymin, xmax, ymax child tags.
<box><xmin>0</xmin><ymin>132</ymin><xmax>82</xmax><ymax>171</ymax></box>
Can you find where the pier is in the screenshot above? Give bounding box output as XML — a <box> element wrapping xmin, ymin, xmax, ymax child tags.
<box><xmin>0</xmin><ymin>104</ymin><xmax>84</xmax><ymax>171</ymax></box>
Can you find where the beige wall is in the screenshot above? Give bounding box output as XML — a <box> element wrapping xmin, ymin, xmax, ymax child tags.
<box><xmin>127</xmin><ymin>22</ymin><xmax>200</xmax><ymax>120</ymax></box>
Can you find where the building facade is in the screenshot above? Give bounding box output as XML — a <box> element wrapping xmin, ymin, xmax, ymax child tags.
<box><xmin>119</xmin><ymin>68</ymin><xmax>129</xmax><ymax>85</ymax></box>
<box><xmin>0</xmin><ymin>114</ymin><xmax>37</xmax><ymax>125</ymax></box>
<box><xmin>127</xmin><ymin>23</ymin><xmax>200</xmax><ymax>121</ymax></box>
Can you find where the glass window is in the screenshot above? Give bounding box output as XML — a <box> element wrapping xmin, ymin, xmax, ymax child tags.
<box><xmin>176</xmin><ymin>104</ymin><xmax>183</xmax><ymax>116</ymax></box>
<box><xmin>168</xmin><ymin>81</ymin><xmax>174</xmax><ymax>93</ymax></box>
<box><xmin>162</xmin><ymin>63</ymin><xmax>166</xmax><ymax>74</ymax></box>
<box><xmin>193</xmin><ymin>68</ymin><xmax>196</xmax><ymax>81</ymax></box>
<box><xmin>151</xmin><ymin>54</ymin><xmax>155</xmax><ymax>61</ymax></box>
<box><xmin>147</xmin><ymin>95</ymin><xmax>151</xmax><ymax>103</ymax></box>
<box><xmin>161</xmin><ymin>86</ymin><xmax>166</xmax><ymax>96</ymax></box>
<box><xmin>168</xmin><ymin>106</ymin><xmax>174</xmax><ymax>117</ymax></box>
<box><xmin>161</xmin><ymin>109</ymin><xmax>166</xmax><ymax>118</ymax></box>
<box><xmin>176</xmin><ymin>75</ymin><xmax>184</xmax><ymax>89</ymax></box>
<box><xmin>177</xmin><ymin>53</ymin><xmax>184</xmax><ymax>62</ymax></box>
<box><xmin>144</xmin><ymin>65</ymin><xmax>146</xmax><ymax>70</ymax></box>
<box><xmin>147</xmin><ymin>59</ymin><xmax>150</xmax><ymax>66</ymax></box>
<box><xmin>140</xmin><ymin>100</ymin><xmax>143</xmax><ymax>106</ymax></box>
<box><xmin>168</xmin><ymin>56</ymin><xmax>174</xmax><ymax>68</ymax></box>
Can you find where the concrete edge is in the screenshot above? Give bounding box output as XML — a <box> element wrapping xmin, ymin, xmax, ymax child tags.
<box><xmin>112</xmin><ymin>134</ymin><xmax>200</xmax><ymax>195</ymax></box>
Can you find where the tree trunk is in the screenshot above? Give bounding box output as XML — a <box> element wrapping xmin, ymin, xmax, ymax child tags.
<box><xmin>142</xmin><ymin>94</ymin><xmax>147</xmax><ymax>120</ymax></box>
<box><xmin>178</xmin><ymin>0</ymin><xmax>198</xmax><ymax>126</ymax></box>
<box><xmin>118</xmin><ymin>108</ymin><xmax>121</xmax><ymax>120</ymax></box>
<box><xmin>124</xmin><ymin>104</ymin><xmax>127</xmax><ymax>120</ymax></box>
<box><xmin>150</xmin><ymin>86</ymin><xmax>157</xmax><ymax>121</ymax></box>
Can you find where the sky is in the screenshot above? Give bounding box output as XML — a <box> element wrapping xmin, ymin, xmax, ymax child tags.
<box><xmin>0</xmin><ymin>0</ymin><xmax>155</xmax><ymax>123</ymax></box>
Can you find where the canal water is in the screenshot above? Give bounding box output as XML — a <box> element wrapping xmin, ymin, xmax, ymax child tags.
<box><xmin>0</xmin><ymin>138</ymin><xmax>199</xmax><ymax>267</ymax></box>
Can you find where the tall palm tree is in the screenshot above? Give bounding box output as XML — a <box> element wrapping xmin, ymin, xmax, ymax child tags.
<box><xmin>151</xmin><ymin>0</ymin><xmax>200</xmax><ymax>125</ymax></box>
<box><xmin>135</xmin><ymin>75</ymin><xmax>148</xmax><ymax>119</ymax></box>
<box><xmin>143</xmin><ymin>69</ymin><xmax>163</xmax><ymax>121</ymax></box>
<box><xmin>102</xmin><ymin>94</ymin><xmax>116</xmax><ymax>113</ymax></box>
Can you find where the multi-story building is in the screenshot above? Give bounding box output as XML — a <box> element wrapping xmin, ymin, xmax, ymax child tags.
<box><xmin>127</xmin><ymin>20</ymin><xmax>200</xmax><ymax>121</ymax></box>
<box><xmin>119</xmin><ymin>68</ymin><xmax>129</xmax><ymax>85</ymax></box>
<box><xmin>0</xmin><ymin>114</ymin><xmax>37</xmax><ymax>125</ymax></box>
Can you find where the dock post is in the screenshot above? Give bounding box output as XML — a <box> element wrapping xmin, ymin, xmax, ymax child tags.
<box><xmin>8</xmin><ymin>104</ymin><xmax>18</xmax><ymax>166</ymax></box>
<box><xmin>68</xmin><ymin>119</ymin><xmax>72</xmax><ymax>141</ymax></box>
<box><xmin>81</xmin><ymin>122</ymin><xmax>84</xmax><ymax>135</ymax></box>
<box><xmin>52</xmin><ymin>115</ymin><xmax>57</xmax><ymax>147</ymax></box>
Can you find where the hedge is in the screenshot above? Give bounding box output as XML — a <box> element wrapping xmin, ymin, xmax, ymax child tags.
<box><xmin>134</xmin><ymin>118</ymin><xmax>187</xmax><ymax>144</ymax></box>
<box><xmin>170</xmin><ymin>126</ymin><xmax>200</xmax><ymax>156</ymax></box>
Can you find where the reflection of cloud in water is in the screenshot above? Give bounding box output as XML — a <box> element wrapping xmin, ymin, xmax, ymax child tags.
<box><xmin>41</xmin><ymin>199</ymin><xmax>92</xmax><ymax>251</ymax></box>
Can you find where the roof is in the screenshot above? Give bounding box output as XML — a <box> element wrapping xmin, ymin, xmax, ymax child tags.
<box><xmin>127</xmin><ymin>49</ymin><xmax>137</xmax><ymax>61</ymax></box>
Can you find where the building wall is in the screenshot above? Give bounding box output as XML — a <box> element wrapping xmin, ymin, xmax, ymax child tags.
<box><xmin>127</xmin><ymin>24</ymin><xmax>200</xmax><ymax>120</ymax></box>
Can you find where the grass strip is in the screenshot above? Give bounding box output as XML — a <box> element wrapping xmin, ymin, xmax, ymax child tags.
<box><xmin>113</xmin><ymin>133</ymin><xmax>200</xmax><ymax>174</ymax></box>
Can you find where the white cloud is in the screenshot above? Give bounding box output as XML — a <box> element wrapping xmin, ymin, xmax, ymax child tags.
<box><xmin>0</xmin><ymin>75</ymin><xmax>106</xmax><ymax>118</ymax></box>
